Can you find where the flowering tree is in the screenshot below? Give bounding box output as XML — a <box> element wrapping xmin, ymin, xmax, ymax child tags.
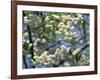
<box><xmin>22</xmin><ymin>11</ymin><xmax>90</xmax><ymax>68</ymax></box>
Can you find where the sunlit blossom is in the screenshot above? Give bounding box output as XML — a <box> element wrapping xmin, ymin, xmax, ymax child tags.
<box><xmin>52</xmin><ymin>14</ymin><xmax>60</xmax><ymax>19</ymax></box>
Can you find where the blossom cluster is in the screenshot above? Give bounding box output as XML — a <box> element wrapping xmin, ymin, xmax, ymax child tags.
<box><xmin>24</xmin><ymin>14</ymin><xmax>42</xmax><ymax>28</ymax></box>
<box><xmin>55</xmin><ymin>14</ymin><xmax>84</xmax><ymax>41</ymax></box>
<box><xmin>31</xmin><ymin>45</ymin><xmax>84</xmax><ymax>67</ymax></box>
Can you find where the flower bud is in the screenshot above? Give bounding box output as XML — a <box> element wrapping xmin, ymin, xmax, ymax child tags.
<box><xmin>66</xmin><ymin>47</ymin><xmax>70</xmax><ymax>53</ymax></box>
<box><xmin>45</xmin><ymin>16</ymin><xmax>50</xmax><ymax>22</ymax></box>
<box><xmin>67</xmin><ymin>21</ymin><xmax>72</xmax><ymax>26</ymax></box>
<box><xmin>58</xmin><ymin>22</ymin><xmax>64</xmax><ymax>28</ymax></box>
<box><xmin>41</xmin><ymin>38</ymin><xmax>46</xmax><ymax>43</ymax></box>
<box><xmin>59</xmin><ymin>28</ymin><xmax>63</xmax><ymax>32</ymax></box>
<box><xmin>45</xmin><ymin>24</ymin><xmax>52</xmax><ymax>28</ymax></box>
<box><xmin>36</xmin><ymin>38</ymin><xmax>41</xmax><ymax>42</ymax></box>
<box><xmin>26</xmin><ymin>40</ymin><xmax>30</xmax><ymax>43</ymax></box>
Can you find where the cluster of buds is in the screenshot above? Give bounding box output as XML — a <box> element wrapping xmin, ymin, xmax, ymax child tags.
<box><xmin>33</xmin><ymin>38</ymin><xmax>46</xmax><ymax>46</ymax></box>
<box><xmin>24</xmin><ymin>14</ymin><xmax>42</xmax><ymax>29</ymax></box>
<box><xmin>74</xmin><ymin>14</ymin><xmax>84</xmax><ymax>25</ymax></box>
<box><xmin>45</xmin><ymin>16</ymin><xmax>50</xmax><ymax>22</ymax></box>
<box><xmin>24</xmin><ymin>16</ymin><xmax>29</xmax><ymax>24</ymax></box>
<box><xmin>31</xmin><ymin>43</ymin><xmax>83</xmax><ymax>67</ymax></box>
<box><xmin>62</xmin><ymin>15</ymin><xmax>72</xmax><ymax>23</ymax></box>
<box><xmin>56</xmin><ymin>13</ymin><xmax>84</xmax><ymax>38</ymax></box>
<box><xmin>45</xmin><ymin>14</ymin><xmax>60</xmax><ymax>23</ymax></box>
<box><xmin>32</xmin><ymin>51</ymin><xmax>55</xmax><ymax>67</ymax></box>
<box><xmin>55</xmin><ymin>20</ymin><xmax>77</xmax><ymax>41</ymax></box>
<box><xmin>31</xmin><ymin>45</ymin><xmax>72</xmax><ymax>67</ymax></box>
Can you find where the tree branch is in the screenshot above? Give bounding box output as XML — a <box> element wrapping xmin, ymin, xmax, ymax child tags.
<box><xmin>27</xmin><ymin>24</ymin><xmax>34</xmax><ymax>58</ymax></box>
<box><xmin>45</xmin><ymin>40</ymin><xmax>62</xmax><ymax>51</ymax></box>
<box><xmin>81</xmin><ymin>42</ymin><xmax>89</xmax><ymax>51</ymax></box>
<box><xmin>23</xmin><ymin>55</ymin><xmax>28</xmax><ymax>68</ymax></box>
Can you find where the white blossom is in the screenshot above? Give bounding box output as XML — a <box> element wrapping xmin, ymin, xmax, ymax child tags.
<box><xmin>66</xmin><ymin>47</ymin><xmax>70</xmax><ymax>53</ymax></box>
<box><xmin>49</xmin><ymin>20</ymin><xmax>54</xmax><ymax>23</ymax></box>
<box><xmin>50</xmin><ymin>60</ymin><xmax>55</xmax><ymax>64</ymax></box>
<box><xmin>42</xmin><ymin>51</ymin><xmax>48</xmax><ymax>55</ymax></box>
<box><xmin>82</xmin><ymin>54</ymin><xmax>85</xmax><ymax>60</ymax></box>
<box><xmin>31</xmin><ymin>59</ymin><xmax>36</xmax><ymax>65</ymax></box>
<box><xmin>76</xmin><ymin>17</ymin><xmax>80</xmax><ymax>21</ymax></box>
<box><xmin>64</xmin><ymin>37</ymin><xmax>68</xmax><ymax>40</ymax></box>
<box><xmin>39</xmin><ymin>60</ymin><xmax>44</xmax><ymax>65</ymax></box>
<box><xmin>74</xmin><ymin>32</ymin><xmax>78</xmax><ymax>38</ymax></box>
<box><xmin>72</xmin><ymin>48</ymin><xmax>81</xmax><ymax>55</ymax></box>
<box><xmin>52</xmin><ymin>14</ymin><xmax>60</xmax><ymax>19</ymax></box>
<box><xmin>74</xmin><ymin>20</ymin><xmax>78</xmax><ymax>25</ymax></box>
<box><xmin>62</xmin><ymin>15</ymin><xmax>67</xmax><ymax>20</ymax></box>
<box><xmin>59</xmin><ymin>28</ymin><xmax>63</xmax><ymax>32</ymax></box>
<box><xmin>68</xmin><ymin>37</ymin><xmax>72</xmax><ymax>40</ymax></box>
<box><xmin>45</xmin><ymin>24</ymin><xmax>52</xmax><ymax>28</ymax></box>
<box><xmin>47</xmin><ymin>57</ymin><xmax>55</xmax><ymax>64</ymax></box>
<box><xmin>33</xmin><ymin>41</ymin><xmax>37</xmax><ymax>46</ymax></box>
<box><xmin>67</xmin><ymin>21</ymin><xmax>72</xmax><ymax>26</ymax></box>
<box><xmin>72</xmin><ymin>51</ymin><xmax>77</xmax><ymax>55</ymax></box>
<box><xmin>70</xmin><ymin>32</ymin><xmax>77</xmax><ymax>36</ymax></box>
<box><xmin>65</xmin><ymin>32</ymin><xmax>69</xmax><ymax>36</ymax></box>
<box><xmin>33</xmin><ymin>52</ymin><xmax>37</xmax><ymax>56</ymax></box>
<box><xmin>58</xmin><ymin>22</ymin><xmax>65</xmax><ymax>28</ymax></box>
<box><xmin>26</xmin><ymin>40</ymin><xmax>30</xmax><ymax>43</ymax></box>
<box><xmin>76</xmin><ymin>48</ymin><xmax>81</xmax><ymax>52</ymax></box>
<box><xmin>63</xmin><ymin>29</ymin><xmax>67</xmax><ymax>33</ymax></box>
<box><xmin>61</xmin><ymin>25</ymin><xmax>66</xmax><ymax>29</ymax></box>
<box><xmin>81</xmin><ymin>20</ymin><xmax>84</xmax><ymax>23</ymax></box>
<box><xmin>29</xmin><ymin>43</ymin><xmax>32</xmax><ymax>48</ymax></box>
<box><xmin>73</xmin><ymin>32</ymin><xmax>77</xmax><ymax>35</ymax></box>
<box><xmin>60</xmin><ymin>54</ymin><xmax>65</xmax><ymax>60</ymax></box>
<box><xmin>33</xmin><ymin>55</ymin><xmax>38</xmax><ymax>59</ymax></box>
<box><xmin>36</xmin><ymin>38</ymin><xmax>41</xmax><ymax>42</ymax></box>
<box><xmin>77</xmin><ymin>13</ymin><xmax>83</xmax><ymax>19</ymax></box>
<box><xmin>55</xmin><ymin>48</ymin><xmax>61</xmax><ymax>56</ymax></box>
<box><xmin>48</xmin><ymin>55</ymin><xmax>55</xmax><ymax>60</ymax></box>
<box><xmin>67</xmin><ymin>15</ymin><xmax>71</xmax><ymax>19</ymax></box>
<box><xmin>41</xmin><ymin>38</ymin><xmax>46</xmax><ymax>43</ymax></box>
<box><xmin>23</xmin><ymin>32</ymin><xmax>28</xmax><ymax>37</ymax></box>
<box><xmin>28</xmin><ymin>14</ymin><xmax>33</xmax><ymax>17</ymax></box>
<box><xmin>66</xmin><ymin>25</ymin><xmax>70</xmax><ymax>29</ymax></box>
<box><xmin>45</xmin><ymin>16</ymin><xmax>50</xmax><ymax>22</ymax></box>
<box><xmin>24</xmin><ymin>16</ymin><xmax>29</xmax><ymax>23</ymax></box>
<box><xmin>63</xmin><ymin>62</ymin><xmax>71</xmax><ymax>66</ymax></box>
<box><xmin>60</xmin><ymin>45</ymin><xmax>66</xmax><ymax>52</ymax></box>
<box><xmin>40</xmin><ymin>51</ymin><xmax>48</xmax><ymax>61</ymax></box>
<box><xmin>55</xmin><ymin>31</ymin><xmax>62</xmax><ymax>35</ymax></box>
<box><xmin>24</xmin><ymin>16</ymin><xmax>28</xmax><ymax>20</ymax></box>
<box><xmin>33</xmin><ymin>51</ymin><xmax>50</xmax><ymax>66</ymax></box>
<box><xmin>44</xmin><ymin>62</ymin><xmax>50</xmax><ymax>65</ymax></box>
<box><xmin>33</xmin><ymin>47</ymin><xmax>38</xmax><ymax>52</ymax></box>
